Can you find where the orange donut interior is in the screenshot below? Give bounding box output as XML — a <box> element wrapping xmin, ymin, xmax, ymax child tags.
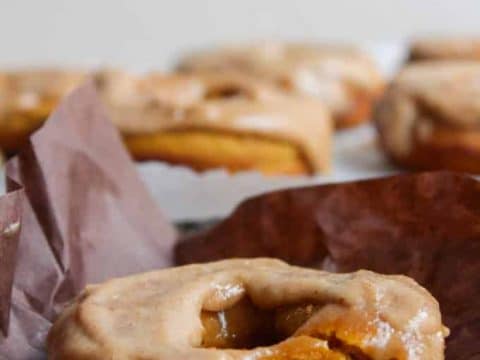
<box><xmin>123</xmin><ymin>130</ymin><xmax>311</xmax><ymax>175</ymax></box>
<box><xmin>200</xmin><ymin>297</ymin><xmax>376</xmax><ymax>359</ymax></box>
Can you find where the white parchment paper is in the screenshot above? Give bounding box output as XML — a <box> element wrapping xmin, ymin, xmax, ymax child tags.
<box><xmin>138</xmin><ymin>124</ymin><xmax>400</xmax><ymax>221</ymax></box>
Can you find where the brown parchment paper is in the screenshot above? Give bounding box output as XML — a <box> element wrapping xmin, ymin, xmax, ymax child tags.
<box><xmin>0</xmin><ymin>81</ymin><xmax>177</xmax><ymax>359</ymax></box>
<box><xmin>176</xmin><ymin>172</ymin><xmax>480</xmax><ymax>359</ymax></box>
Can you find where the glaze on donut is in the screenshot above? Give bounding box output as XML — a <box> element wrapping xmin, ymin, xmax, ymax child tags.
<box><xmin>47</xmin><ymin>259</ymin><xmax>447</xmax><ymax>359</ymax></box>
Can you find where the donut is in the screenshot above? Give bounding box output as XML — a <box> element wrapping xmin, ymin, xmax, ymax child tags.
<box><xmin>409</xmin><ymin>37</ymin><xmax>480</xmax><ymax>62</ymax></box>
<box><xmin>0</xmin><ymin>69</ymin><xmax>86</xmax><ymax>154</ymax></box>
<box><xmin>95</xmin><ymin>70</ymin><xmax>332</xmax><ymax>175</ymax></box>
<box><xmin>47</xmin><ymin>258</ymin><xmax>447</xmax><ymax>359</ymax></box>
<box><xmin>177</xmin><ymin>42</ymin><xmax>384</xmax><ymax>129</ymax></box>
<box><xmin>375</xmin><ymin>61</ymin><xmax>480</xmax><ymax>172</ymax></box>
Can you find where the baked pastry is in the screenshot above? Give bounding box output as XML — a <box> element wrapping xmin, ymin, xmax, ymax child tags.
<box><xmin>177</xmin><ymin>42</ymin><xmax>384</xmax><ymax>129</ymax></box>
<box><xmin>95</xmin><ymin>70</ymin><xmax>332</xmax><ymax>175</ymax></box>
<box><xmin>0</xmin><ymin>69</ymin><xmax>85</xmax><ymax>153</ymax></box>
<box><xmin>375</xmin><ymin>61</ymin><xmax>480</xmax><ymax>172</ymax></box>
<box><xmin>47</xmin><ymin>258</ymin><xmax>447</xmax><ymax>359</ymax></box>
<box><xmin>409</xmin><ymin>37</ymin><xmax>480</xmax><ymax>61</ymax></box>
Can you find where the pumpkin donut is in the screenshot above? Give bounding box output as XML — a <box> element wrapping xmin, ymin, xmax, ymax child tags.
<box><xmin>47</xmin><ymin>258</ymin><xmax>447</xmax><ymax>359</ymax></box>
<box><xmin>409</xmin><ymin>37</ymin><xmax>480</xmax><ymax>62</ymax></box>
<box><xmin>95</xmin><ymin>70</ymin><xmax>332</xmax><ymax>175</ymax></box>
<box><xmin>177</xmin><ymin>42</ymin><xmax>384</xmax><ymax>129</ymax></box>
<box><xmin>0</xmin><ymin>69</ymin><xmax>86</xmax><ymax>154</ymax></box>
<box><xmin>375</xmin><ymin>61</ymin><xmax>480</xmax><ymax>172</ymax></box>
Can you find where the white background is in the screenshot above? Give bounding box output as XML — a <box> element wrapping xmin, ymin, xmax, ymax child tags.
<box><xmin>0</xmin><ymin>0</ymin><xmax>478</xmax><ymax>69</ymax></box>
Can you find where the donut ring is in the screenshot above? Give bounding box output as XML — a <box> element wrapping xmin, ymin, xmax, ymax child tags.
<box><xmin>95</xmin><ymin>70</ymin><xmax>332</xmax><ymax>175</ymax></box>
<box><xmin>375</xmin><ymin>61</ymin><xmax>480</xmax><ymax>172</ymax></box>
<box><xmin>47</xmin><ymin>259</ymin><xmax>447</xmax><ymax>359</ymax></box>
<box><xmin>409</xmin><ymin>37</ymin><xmax>480</xmax><ymax>62</ymax></box>
<box><xmin>177</xmin><ymin>42</ymin><xmax>384</xmax><ymax>129</ymax></box>
<box><xmin>0</xmin><ymin>69</ymin><xmax>85</xmax><ymax>154</ymax></box>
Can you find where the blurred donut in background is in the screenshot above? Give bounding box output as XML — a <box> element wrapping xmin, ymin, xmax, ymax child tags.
<box><xmin>375</xmin><ymin>61</ymin><xmax>480</xmax><ymax>172</ymax></box>
<box><xmin>177</xmin><ymin>42</ymin><xmax>384</xmax><ymax>129</ymax></box>
<box><xmin>409</xmin><ymin>37</ymin><xmax>480</xmax><ymax>62</ymax></box>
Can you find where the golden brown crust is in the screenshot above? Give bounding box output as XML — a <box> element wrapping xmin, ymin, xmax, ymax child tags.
<box><xmin>375</xmin><ymin>61</ymin><xmax>480</xmax><ymax>172</ymax></box>
<box><xmin>409</xmin><ymin>37</ymin><xmax>480</xmax><ymax>62</ymax></box>
<box><xmin>382</xmin><ymin>125</ymin><xmax>480</xmax><ymax>172</ymax></box>
<box><xmin>123</xmin><ymin>131</ymin><xmax>311</xmax><ymax>175</ymax></box>
<box><xmin>47</xmin><ymin>259</ymin><xmax>447</xmax><ymax>360</ymax></box>
<box><xmin>0</xmin><ymin>69</ymin><xmax>86</xmax><ymax>153</ymax></box>
<box><xmin>95</xmin><ymin>70</ymin><xmax>332</xmax><ymax>174</ymax></box>
<box><xmin>177</xmin><ymin>42</ymin><xmax>384</xmax><ymax>128</ymax></box>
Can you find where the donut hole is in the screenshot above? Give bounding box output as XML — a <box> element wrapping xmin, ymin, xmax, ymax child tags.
<box><xmin>200</xmin><ymin>297</ymin><xmax>376</xmax><ymax>359</ymax></box>
<box><xmin>204</xmin><ymin>85</ymin><xmax>249</xmax><ymax>100</ymax></box>
<box><xmin>200</xmin><ymin>296</ymin><xmax>321</xmax><ymax>349</ymax></box>
<box><xmin>326</xmin><ymin>335</ymin><xmax>375</xmax><ymax>360</ymax></box>
<box><xmin>275</xmin><ymin>77</ymin><xmax>295</xmax><ymax>92</ymax></box>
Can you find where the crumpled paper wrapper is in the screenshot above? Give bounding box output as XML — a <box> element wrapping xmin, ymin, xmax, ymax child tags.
<box><xmin>0</xmin><ymin>81</ymin><xmax>176</xmax><ymax>359</ymax></box>
<box><xmin>176</xmin><ymin>172</ymin><xmax>480</xmax><ymax>359</ymax></box>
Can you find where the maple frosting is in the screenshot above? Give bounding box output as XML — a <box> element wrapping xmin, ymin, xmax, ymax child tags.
<box><xmin>0</xmin><ymin>69</ymin><xmax>86</xmax><ymax>115</ymax></box>
<box><xmin>375</xmin><ymin>61</ymin><xmax>480</xmax><ymax>158</ymax></box>
<box><xmin>177</xmin><ymin>42</ymin><xmax>384</xmax><ymax>118</ymax></box>
<box><xmin>0</xmin><ymin>69</ymin><xmax>86</xmax><ymax>153</ymax></box>
<box><xmin>47</xmin><ymin>258</ymin><xmax>447</xmax><ymax>359</ymax></box>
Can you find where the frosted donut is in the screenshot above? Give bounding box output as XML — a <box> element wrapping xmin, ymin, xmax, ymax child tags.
<box><xmin>95</xmin><ymin>70</ymin><xmax>332</xmax><ymax>175</ymax></box>
<box><xmin>375</xmin><ymin>61</ymin><xmax>480</xmax><ymax>172</ymax></box>
<box><xmin>177</xmin><ymin>42</ymin><xmax>384</xmax><ymax>129</ymax></box>
<box><xmin>409</xmin><ymin>37</ymin><xmax>480</xmax><ymax>62</ymax></box>
<box><xmin>0</xmin><ymin>69</ymin><xmax>85</xmax><ymax>153</ymax></box>
<box><xmin>47</xmin><ymin>258</ymin><xmax>447</xmax><ymax>359</ymax></box>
